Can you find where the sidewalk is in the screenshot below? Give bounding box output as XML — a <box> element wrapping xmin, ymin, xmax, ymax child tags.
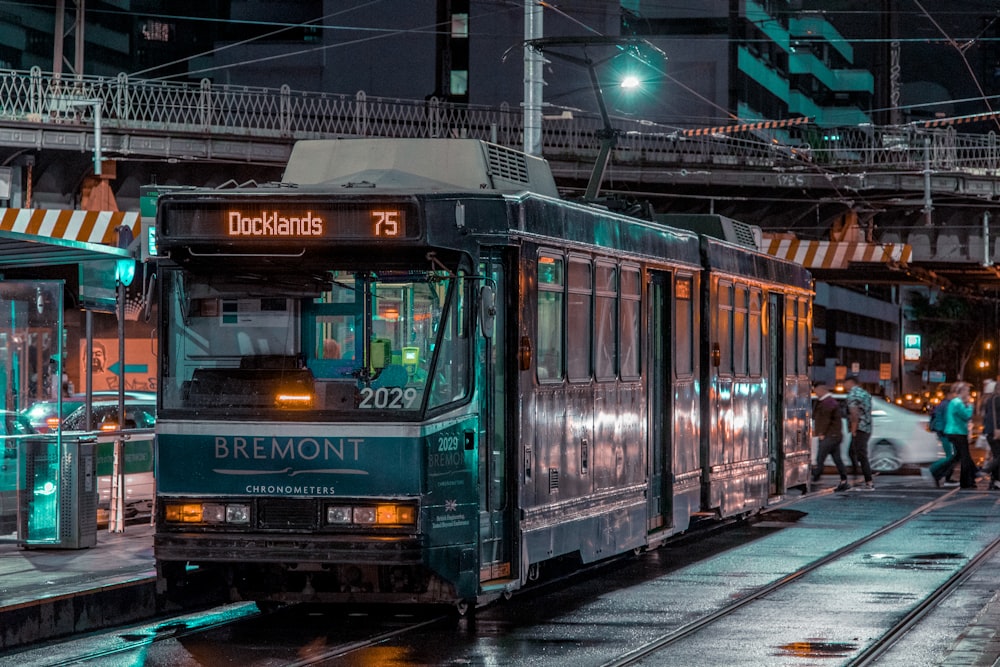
<box><xmin>0</xmin><ymin>523</ymin><xmax>158</xmax><ymax>650</ymax></box>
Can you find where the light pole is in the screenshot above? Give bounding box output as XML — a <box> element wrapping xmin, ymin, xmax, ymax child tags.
<box><xmin>66</xmin><ymin>99</ymin><xmax>102</xmax><ymax>176</ymax></box>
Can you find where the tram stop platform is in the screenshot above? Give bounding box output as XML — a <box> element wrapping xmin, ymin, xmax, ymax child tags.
<box><xmin>0</xmin><ymin>523</ymin><xmax>161</xmax><ymax>650</ymax></box>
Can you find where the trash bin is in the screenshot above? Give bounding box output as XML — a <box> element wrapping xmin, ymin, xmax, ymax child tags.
<box><xmin>18</xmin><ymin>435</ymin><xmax>97</xmax><ymax>549</ymax></box>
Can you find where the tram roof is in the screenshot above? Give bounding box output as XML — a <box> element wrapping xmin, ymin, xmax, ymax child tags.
<box><xmin>0</xmin><ymin>208</ymin><xmax>136</xmax><ymax>268</ymax></box>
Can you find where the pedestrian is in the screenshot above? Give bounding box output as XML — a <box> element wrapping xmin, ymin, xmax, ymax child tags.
<box><xmin>925</xmin><ymin>384</ymin><xmax>959</xmax><ymax>487</ymax></box>
<box><xmin>980</xmin><ymin>380</ymin><xmax>1000</xmax><ymax>490</ymax></box>
<box><xmin>844</xmin><ymin>375</ymin><xmax>875</xmax><ymax>490</ymax></box>
<box><xmin>812</xmin><ymin>380</ymin><xmax>850</xmax><ymax>492</ymax></box>
<box><xmin>944</xmin><ymin>381</ymin><xmax>977</xmax><ymax>488</ymax></box>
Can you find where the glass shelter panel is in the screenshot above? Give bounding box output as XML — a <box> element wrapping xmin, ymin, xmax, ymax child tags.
<box><xmin>0</xmin><ymin>282</ymin><xmax>65</xmax><ymax>544</ymax></box>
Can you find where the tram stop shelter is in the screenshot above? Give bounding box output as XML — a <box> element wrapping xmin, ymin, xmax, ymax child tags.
<box><xmin>0</xmin><ymin>207</ymin><xmax>140</xmax><ymax>548</ymax></box>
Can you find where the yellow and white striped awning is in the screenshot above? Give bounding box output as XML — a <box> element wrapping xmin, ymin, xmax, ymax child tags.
<box><xmin>0</xmin><ymin>208</ymin><xmax>139</xmax><ymax>245</ymax></box>
<box><xmin>682</xmin><ymin>116</ymin><xmax>811</xmax><ymax>137</ymax></box>
<box><xmin>762</xmin><ymin>236</ymin><xmax>911</xmax><ymax>269</ymax></box>
<box><xmin>0</xmin><ymin>208</ymin><xmax>138</xmax><ymax>267</ymax></box>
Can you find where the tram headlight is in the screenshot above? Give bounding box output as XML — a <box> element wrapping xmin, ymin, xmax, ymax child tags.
<box><xmin>202</xmin><ymin>503</ymin><xmax>226</xmax><ymax>523</ymax></box>
<box><xmin>326</xmin><ymin>505</ymin><xmax>353</xmax><ymax>524</ymax></box>
<box><xmin>376</xmin><ymin>504</ymin><xmax>417</xmax><ymax>525</ymax></box>
<box><xmin>164</xmin><ymin>503</ymin><xmax>204</xmax><ymax>523</ymax></box>
<box><xmin>325</xmin><ymin>503</ymin><xmax>418</xmax><ymax>526</ymax></box>
<box><xmin>353</xmin><ymin>506</ymin><xmax>377</xmax><ymax>524</ymax></box>
<box><xmin>164</xmin><ymin>502</ymin><xmax>252</xmax><ymax>524</ymax></box>
<box><xmin>226</xmin><ymin>503</ymin><xmax>250</xmax><ymax>524</ymax></box>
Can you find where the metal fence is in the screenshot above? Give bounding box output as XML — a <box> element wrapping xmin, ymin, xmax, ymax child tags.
<box><xmin>1</xmin><ymin>67</ymin><xmax>999</xmax><ymax>175</ymax></box>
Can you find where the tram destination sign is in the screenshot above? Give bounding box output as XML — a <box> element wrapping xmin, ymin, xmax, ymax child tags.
<box><xmin>158</xmin><ymin>199</ymin><xmax>419</xmax><ymax>242</ymax></box>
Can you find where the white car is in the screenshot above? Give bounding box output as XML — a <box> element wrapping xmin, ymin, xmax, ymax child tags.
<box><xmin>813</xmin><ymin>394</ymin><xmax>945</xmax><ymax>473</ymax></box>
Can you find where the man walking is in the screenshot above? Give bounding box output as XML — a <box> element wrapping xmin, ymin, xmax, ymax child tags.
<box><xmin>844</xmin><ymin>375</ymin><xmax>875</xmax><ymax>490</ymax></box>
<box><xmin>812</xmin><ymin>380</ymin><xmax>850</xmax><ymax>492</ymax></box>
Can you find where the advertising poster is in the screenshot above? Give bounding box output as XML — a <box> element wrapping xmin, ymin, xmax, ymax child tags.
<box><xmin>78</xmin><ymin>338</ymin><xmax>157</xmax><ymax>393</ymax></box>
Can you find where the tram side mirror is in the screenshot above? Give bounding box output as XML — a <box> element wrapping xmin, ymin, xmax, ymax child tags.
<box><xmin>479</xmin><ymin>285</ymin><xmax>496</xmax><ymax>338</ymax></box>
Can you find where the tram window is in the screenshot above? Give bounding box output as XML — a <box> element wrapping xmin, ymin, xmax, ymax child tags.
<box><xmin>595</xmin><ymin>263</ymin><xmax>618</xmax><ymax>381</ymax></box>
<box><xmin>674</xmin><ymin>277</ymin><xmax>693</xmax><ymax>377</ymax></box>
<box><xmin>427</xmin><ymin>273</ymin><xmax>471</xmax><ymax>409</ymax></box>
<box><xmin>567</xmin><ymin>259</ymin><xmax>592</xmax><ymax>382</ymax></box>
<box><xmin>749</xmin><ymin>288</ymin><xmax>762</xmax><ymax>376</ymax></box>
<box><xmin>797</xmin><ymin>298</ymin><xmax>809</xmax><ymax>375</ymax></box>
<box><xmin>537</xmin><ymin>255</ymin><xmax>564</xmax><ymax>382</ymax></box>
<box><xmin>784</xmin><ymin>298</ymin><xmax>797</xmax><ymax>373</ymax></box>
<box><xmin>734</xmin><ymin>285</ymin><xmax>748</xmax><ymax>377</ymax></box>
<box><xmin>620</xmin><ymin>267</ymin><xmax>640</xmax><ymax>380</ymax></box>
<box><xmin>718</xmin><ymin>281</ymin><xmax>733</xmax><ymax>375</ymax></box>
<box><xmin>315</xmin><ymin>314</ymin><xmax>355</xmax><ymax>362</ymax></box>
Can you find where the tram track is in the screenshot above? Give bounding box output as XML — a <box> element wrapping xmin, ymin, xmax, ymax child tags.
<box><xmin>6</xmin><ymin>601</ymin><xmax>451</xmax><ymax>667</ymax></box>
<box><xmin>850</xmin><ymin>528</ymin><xmax>1000</xmax><ymax>666</ymax></box>
<box><xmin>603</xmin><ymin>487</ymin><xmax>966</xmax><ymax>667</ymax></box>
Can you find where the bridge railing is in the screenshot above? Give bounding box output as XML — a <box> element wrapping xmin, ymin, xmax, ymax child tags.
<box><xmin>1</xmin><ymin>67</ymin><xmax>999</xmax><ymax>175</ymax></box>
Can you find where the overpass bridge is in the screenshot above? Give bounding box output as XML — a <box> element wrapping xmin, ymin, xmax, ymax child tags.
<box><xmin>0</xmin><ymin>68</ymin><xmax>998</xmax><ymax>293</ymax></box>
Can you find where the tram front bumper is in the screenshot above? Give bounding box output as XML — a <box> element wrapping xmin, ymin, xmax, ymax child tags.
<box><xmin>154</xmin><ymin>531</ymin><xmax>424</xmax><ymax>565</ymax></box>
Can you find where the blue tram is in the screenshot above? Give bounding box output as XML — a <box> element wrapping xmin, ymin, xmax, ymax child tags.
<box><xmin>152</xmin><ymin>138</ymin><xmax>812</xmax><ymax>610</ymax></box>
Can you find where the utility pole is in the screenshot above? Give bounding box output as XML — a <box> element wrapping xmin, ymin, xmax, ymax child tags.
<box><xmin>523</xmin><ymin>1</ymin><xmax>544</xmax><ymax>156</ymax></box>
<box><xmin>53</xmin><ymin>0</ymin><xmax>86</xmax><ymax>78</ymax></box>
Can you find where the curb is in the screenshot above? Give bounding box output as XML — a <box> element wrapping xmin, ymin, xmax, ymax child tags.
<box><xmin>0</xmin><ymin>575</ymin><xmax>157</xmax><ymax>650</ymax></box>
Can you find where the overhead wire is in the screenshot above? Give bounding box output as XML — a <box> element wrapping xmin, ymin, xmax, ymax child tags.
<box><xmin>911</xmin><ymin>0</ymin><xmax>1000</xmax><ymax>132</ymax></box>
<box><xmin>140</xmin><ymin>2</ymin><xmax>525</xmax><ymax>82</ymax></box>
<box><xmin>536</xmin><ymin>1</ymin><xmax>897</xmax><ymax>238</ymax></box>
<box><xmin>130</xmin><ymin>1</ymin><xmax>387</xmax><ymax>79</ymax></box>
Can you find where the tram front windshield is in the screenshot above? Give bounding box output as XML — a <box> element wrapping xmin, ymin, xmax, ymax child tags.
<box><xmin>161</xmin><ymin>265</ymin><xmax>470</xmax><ymax>419</ymax></box>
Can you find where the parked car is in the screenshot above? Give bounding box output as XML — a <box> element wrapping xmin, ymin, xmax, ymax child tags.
<box><xmin>813</xmin><ymin>393</ymin><xmax>944</xmax><ymax>473</ymax></box>
<box><xmin>61</xmin><ymin>398</ymin><xmax>157</xmax><ymax>521</ymax></box>
<box><xmin>61</xmin><ymin>398</ymin><xmax>156</xmax><ymax>432</ymax></box>
<box><xmin>23</xmin><ymin>391</ymin><xmax>156</xmax><ymax>433</ymax></box>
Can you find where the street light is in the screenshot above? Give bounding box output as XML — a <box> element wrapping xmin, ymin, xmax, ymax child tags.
<box><xmin>65</xmin><ymin>99</ymin><xmax>102</xmax><ymax>176</ymax></box>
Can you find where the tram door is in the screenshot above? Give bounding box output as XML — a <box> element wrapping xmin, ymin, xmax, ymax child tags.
<box><xmin>647</xmin><ymin>272</ymin><xmax>673</xmax><ymax>530</ymax></box>
<box><xmin>767</xmin><ymin>293</ymin><xmax>785</xmax><ymax>494</ymax></box>
<box><xmin>478</xmin><ymin>257</ymin><xmax>513</xmax><ymax>583</ymax></box>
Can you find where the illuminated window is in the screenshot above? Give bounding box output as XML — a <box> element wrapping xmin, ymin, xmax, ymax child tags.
<box><xmin>595</xmin><ymin>263</ymin><xmax>618</xmax><ymax>381</ymax></box>
<box><xmin>450</xmin><ymin>70</ymin><xmax>468</xmax><ymax>96</ymax></box>
<box><xmin>620</xmin><ymin>267</ymin><xmax>641</xmax><ymax>380</ymax></box>
<box><xmin>451</xmin><ymin>13</ymin><xmax>469</xmax><ymax>38</ymax></box>
<box><xmin>567</xmin><ymin>258</ymin><xmax>592</xmax><ymax>382</ymax></box>
<box><xmin>537</xmin><ymin>254</ymin><xmax>564</xmax><ymax>382</ymax></box>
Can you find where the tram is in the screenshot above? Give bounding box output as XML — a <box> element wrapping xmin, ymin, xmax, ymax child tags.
<box><xmin>152</xmin><ymin>138</ymin><xmax>812</xmax><ymax>611</ymax></box>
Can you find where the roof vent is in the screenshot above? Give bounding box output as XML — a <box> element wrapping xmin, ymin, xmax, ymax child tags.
<box><xmin>485</xmin><ymin>143</ymin><xmax>530</xmax><ymax>186</ymax></box>
<box><xmin>654</xmin><ymin>214</ymin><xmax>762</xmax><ymax>249</ymax></box>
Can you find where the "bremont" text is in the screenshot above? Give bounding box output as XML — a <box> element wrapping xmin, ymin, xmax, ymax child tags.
<box><xmin>214</xmin><ymin>436</ymin><xmax>362</xmax><ymax>461</ymax></box>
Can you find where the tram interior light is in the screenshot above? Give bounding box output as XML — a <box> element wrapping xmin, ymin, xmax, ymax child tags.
<box><xmin>275</xmin><ymin>391</ymin><xmax>314</xmax><ymax>409</ymax></box>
